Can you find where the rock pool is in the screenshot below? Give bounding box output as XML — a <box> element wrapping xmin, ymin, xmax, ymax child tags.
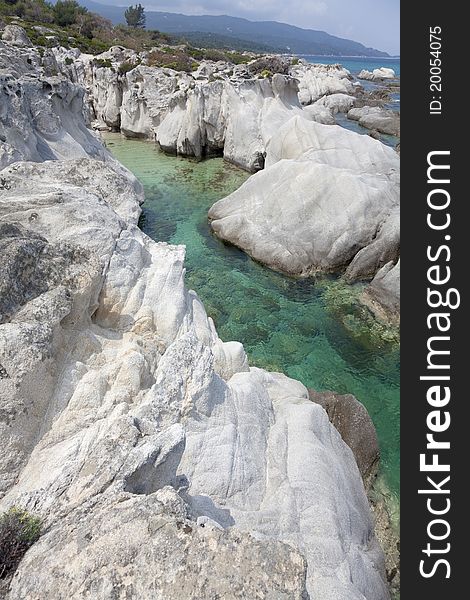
<box><xmin>104</xmin><ymin>133</ymin><xmax>400</xmax><ymax>507</ymax></box>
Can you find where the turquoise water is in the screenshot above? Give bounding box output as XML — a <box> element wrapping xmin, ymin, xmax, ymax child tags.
<box><xmin>304</xmin><ymin>55</ymin><xmax>400</xmax><ymax>76</ymax></box>
<box><xmin>105</xmin><ymin>135</ymin><xmax>400</xmax><ymax>503</ymax></box>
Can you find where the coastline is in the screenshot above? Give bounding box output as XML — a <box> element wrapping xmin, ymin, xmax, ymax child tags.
<box><xmin>0</xmin><ymin>23</ymin><xmax>399</xmax><ymax>600</ymax></box>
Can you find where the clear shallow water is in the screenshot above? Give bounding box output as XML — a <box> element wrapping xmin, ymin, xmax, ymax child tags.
<box><xmin>105</xmin><ymin>134</ymin><xmax>400</xmax><ymax>501</ymax></box>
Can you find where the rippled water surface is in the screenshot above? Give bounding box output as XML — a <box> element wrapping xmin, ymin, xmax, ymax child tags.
<box><xmin>105</xmin><ymin>134</ymin><xmax>400</xmax><ymax>501</ymax></box>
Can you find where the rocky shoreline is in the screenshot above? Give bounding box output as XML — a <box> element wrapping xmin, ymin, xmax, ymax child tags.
<box><xmin>1</xmin><ymin>25</ymin><xmax>397</xmax><ymax>599</ymax></box>
<box><xmin>48</xmin><ymin>41</ymin><xmax>400</xmax><ymax>322</ymax></box>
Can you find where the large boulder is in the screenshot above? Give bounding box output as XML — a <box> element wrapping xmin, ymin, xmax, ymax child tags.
<box><xmin>314</xmin><ymin>93</ymin><xmax>356</xmax><ymax>114</ymax></box>
<box><xmin>1</xmin><ymin>25</ymin><xmax>32</xmax><ymax>48</ymax></box>
<box><xmin>291</xmin><ymin>62</ymin><xmax>354</xmax><ymax>105</ymax></box>
<box><xmin>8</xmin><ymin>488</ymin><xmax>309</xmax><ymax>599</ymax></box>
<box><xmin>348</xmin><ymin>106</ymin><xmax>400</xmax><ymax>137</ymax></box>
<box><xmin>308</xmin><ymin>390</ymin><xmax>380</xmax><ymax>484</ymax></box>
<box><xmin>209</xmin><ymin>116</ymin><xmax>399</xmax><ymax>279</ymax></box>
<box><xmin>247</xmin><ymin>55</ymin><xmax>291</xmax><ymax>76</ymax></box>
<box><xmin>0</xmin><ymin>70</ymin><xmax>108</xmax><ymax>169</ymax></box>
<box><xmin>358</xmin><ymin>68</ymin><xmax>396</xmax><ymax>82</ymax></box>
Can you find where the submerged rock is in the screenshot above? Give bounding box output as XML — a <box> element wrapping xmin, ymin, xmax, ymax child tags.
<box><xmin>362</xmin><ymin>260</ymin><xmax>400</xmax><ymax>323</ymax></box>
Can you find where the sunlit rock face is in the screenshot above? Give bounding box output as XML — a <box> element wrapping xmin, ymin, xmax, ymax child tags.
<box><xmin>209</xmin><ymin>116</ymin><xmax>399</xmax><ymax>281</ymax></box>
<box><xmin>0</xmin><ymin>33</ymin><xmax>389</xmax><ymax>600</ymax></box>
<box><xmin>52</xmin><ymin>48</ymin><xmax>359</xmax><ymax>173</ymax></box>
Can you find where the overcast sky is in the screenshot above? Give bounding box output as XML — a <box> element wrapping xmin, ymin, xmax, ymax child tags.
<box><xmin>118</xmin><ymin>1</ymin><xmax>400</xmax><ymax>55</ymax></box>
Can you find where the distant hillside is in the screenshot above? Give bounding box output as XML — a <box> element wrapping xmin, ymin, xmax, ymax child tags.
<box><xmin>173</xmin><ymin>32</ymin><xmax>282</xmax><ymax>54</ymax></box>
<box><xmin>78</xmin><ymin>1</ymin><xmax>389</xmax><ymax>57</ymax></box>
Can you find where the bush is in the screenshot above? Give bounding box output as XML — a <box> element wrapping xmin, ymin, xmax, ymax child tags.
<box><xmin>200</xmin><ymin>48</ymin><xmax>226</xmax><ymax>62</ymax></box>
<box><xmin>225</xmin><ymin>51</ymin><xmax>251</xmax><ymax>65</ymax></box>
<box><xmin>94</xmin><ymin>58</ymin><xmax>113</xmax><ymax>69</ymax></box>
<box><xmin>0</xmin><ymin>0</ymin><xmax>53</xmax><ymax>21</ymax></box>
<box><xmin>64</xmin><ymin>56</ymin><xmax>73</xmax><ymax>65</ymax></box>
<box><xmin>0</xmin><ymin>508</ymin><xmax>41</xmax><ymax>579</ymax></box>
<box><xmin>52</xmin><ymin>0</ymin><xmax>86</xmax><ymax>28</ymax></box>
<box><xmin>118</xmin><ymin>61</ymin><xmax>136</xmax><ymax>74</ymax></box>
<box><xmin>260</xmin><ymin>69</ymin><xmax>272</xmax><ymax>78</ymax></box>
<box><xmin>146</xmin><ymin>49</ymin><xmax>192</xmax><ymax>72</ymax></box>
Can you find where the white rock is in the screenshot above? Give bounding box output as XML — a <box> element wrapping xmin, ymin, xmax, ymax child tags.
<box><xmin>210</xmin><ymin>116</ymin><xmax>399</xmax><ymax>277</ymax></box>
<box><xmin>291</xmin><ymin>62</ymin><xmax>354</xmax><ymax>105</ymax></box>
<box><xmin>348</xmin><ymin>106</ymin><xmax>400</xmax><ymax>136</ymax></box>
<box><xmin>0</xmin><ymin>41</ymin><xmax>390</xmax><ymax>600</ymax></box>
<box><xmin>358</xmin><ymin>67</ymin><xmax>396</xmax><ymax>81</ymax></box>
<box><xmin>314</xmin><ymin>92</ymin><xmax>356</xmax><ymax>114</ymax></box>
<box><xmin>8</xmin><ymin>489</ymin><xmax>309</xmax><ymax>599</ymax></box>
<box><xmin>302</xmin><ymin>103</ymin><xmax>335</xmax><ymax>124</ymax></box>
<box><xmin>362</xmin><ymin>259</ymin><xmax>400</xmax><ymax>320</ymax></box>
<box><xmin>1</xmin><ymin>25</ymin><xmax>32</xmax><ymax>47</ymax></box>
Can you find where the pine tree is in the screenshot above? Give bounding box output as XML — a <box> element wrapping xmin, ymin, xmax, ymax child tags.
<box><xmin>124</xmin><ymin>4</ymin><xmax>146</xmax><ymax>29</ymax></box>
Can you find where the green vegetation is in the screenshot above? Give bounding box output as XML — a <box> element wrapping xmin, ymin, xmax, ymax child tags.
<box><xmin>0</xmin><ymin>0</ymin><xmax>171</xmax><ymax>54</ymax></box>
<box><xmin>0</xmin><ymin>0</ymin><xmax>53</xmax><ymax>22</ymax></box>
<box><xmin>52</xmin><ymin>1</ymin><xmax>83</xmax><ymax>28</ymax></box>
<box><xmin>260</xmin><ymin>69</ymin><xmax>272</xmax><ymax>78</ymax></box>
<box><xmin>0</xmin><ymin>0</ymin><xmax>256</xmax><ymax>64</ymax></box>
<box><xmin>118</xmin><ymin>60</ymin><xmax>137</xmax><ymax>74</ymax></box>
<box><xmin>321</xmin><ymin>279</ymin><xmax>399</xmax><ymax>349</ymax></box>
<box><xmin>146</xmin><ymin>48</ymin><xmax>192</xmax><ymax>72</ymax></box>
<box><xmin>124</xmin><ymin>3</ymin><xmax>145</xmax><ymax>30</ymax></box>
<box><xmin>0</xmin><ymin>508</ymin><xmax>41</xmax><ymax>579</ymax></box>
<box><xmin>166</xmin><ymin>31</ymin><xmax>282</xmax><ymax>55</ymax></box>
<box><xmin>93</xmin><ymin>57</ymin><xmax>113</xmax><ymax>69</ymax></box>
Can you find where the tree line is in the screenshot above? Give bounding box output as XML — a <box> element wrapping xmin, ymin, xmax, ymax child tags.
<box><xmin>2</xmin><ymin>1</ymin><xmax>146</xmax><ymax>31</ymax></box>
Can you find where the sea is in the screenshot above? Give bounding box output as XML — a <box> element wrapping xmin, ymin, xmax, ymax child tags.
<box><xmin>301</xmin><ymin>55</ymin><xmax>401</xmax><ymax>140</ymax></box>
<box><xmin>302</xmin><ymin>55</ymin><xmax>400</xmax><ymax>77</ymax></box>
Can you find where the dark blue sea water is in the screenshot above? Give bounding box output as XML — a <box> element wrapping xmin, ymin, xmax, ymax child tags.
<box><xmin>303</xmin><ymin>55</ymin><xmax>400</xmax><ymax>77</ymax></box>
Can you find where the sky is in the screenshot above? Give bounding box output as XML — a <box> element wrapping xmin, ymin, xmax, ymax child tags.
<box><xmin>103</xmin><ymin>0</ymin><xmax>399</xmax><ymax>55</ymax></box>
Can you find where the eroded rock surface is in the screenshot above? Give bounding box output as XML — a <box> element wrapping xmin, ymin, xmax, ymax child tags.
<box><xmin>308</xmin><ymin>390</ymin><xmax>380</xmax><ymax>484</ymax></box>
<box><xmin>0</xmin><ymin>37</ymin><xmax>390</xmax><ymax>600</ymax></box>
<box><xmin>9</xmin><ymin>488</ymin><xmax>309</xmax><ymax>600</ymax></box>
<box><xmin>362</xmin><ymin>260</ymin><xmax>400</xmax><ymax>322</ymax></box>
<box><xmin>290</xmin><ymin>62</ymin><xmax>355</xmax><ymax>105</ymax></box>
<box><xmin>348</xmin><ymin>106</ymin><xmax>400</xmax><ymax>137</ymax></box>
<box><xmin>54</xmin><ymin>49</ymin><xmax>311</xmax><ymax>172</ymax></box>
<box><xmin>358</xmin><ymin>68</ymin><xmax>396</xmax><ymax>82</ymax></box>
<box><xmin>209</xmin><ymin>116</ymin><xmax>399</xmax><ymax>279</ymax></box>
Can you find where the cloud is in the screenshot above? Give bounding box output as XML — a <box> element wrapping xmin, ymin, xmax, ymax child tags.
<box><xmin>142</xmin><ymin>0</ymin><xmax>328</xmax><ymax>21</ymax></box>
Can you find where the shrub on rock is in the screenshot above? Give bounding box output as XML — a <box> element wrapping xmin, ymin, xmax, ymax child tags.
<box><xmin>0</xmin><ymin>508</ymin><xmax>41</xmax><ymax>579</ymax></box>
